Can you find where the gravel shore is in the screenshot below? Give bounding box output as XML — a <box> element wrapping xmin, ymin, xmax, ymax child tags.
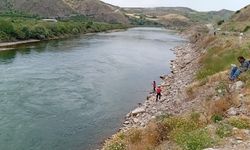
<box><xmin>121</xmin><ymin>42</ymin><xmax>201</xmax><ymax>131</ymax></box>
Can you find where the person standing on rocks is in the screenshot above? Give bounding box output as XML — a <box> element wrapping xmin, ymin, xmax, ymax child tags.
<box><xmin>156</xmin><ymin>86</ymin><xmax>162</xmax><ymax>102</ymax></box>
<box><xmin>152</xmin><ymin>81</ymin><xmax>156</xmax><ymax>93</ymax></box>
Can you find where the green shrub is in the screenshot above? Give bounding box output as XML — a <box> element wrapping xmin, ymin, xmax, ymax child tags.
<box><xmin>0</xmin><ymin>31</ymin><xmax>10</xmax><ymax>41</ymax></box>
<box><xmin>163</xmin><ymin>116</ymin><xmax>199</xmax><ymax>132</ymax></box>
<box><xmin>228</xmin><ymin>117</ymin><xmax>250</xmax><ymax>129</ymax></box>
<box><xmin>174</xmin><ymin>129</ymin><xmax>213</xmax><ymax>150</ymax></box>
<box><xmin>235</xmin><ymin>10</ymin><xmax>241</xmax><ymax>14</ymax></box>
<box><xmin>106</xmin><ymin>142</ymin><xmax>126</xmax><ymax>150</ymax></box>
<box><xmin>31</xmin><ymin>25</ymin><xmax>49</xmax><ymax>39</ymax></box>
<box><xmin>217</xmin><ymin>20</ymin><xmax>224</xmax><ymax>26</ymax></box>
<box><xmin>216</xmin><ymin>123</ymin><xmax>232</xmax><ymax>138</ymax></box>
<box><xmin>211</xmin><ymin>114</ymin><xmax>223</xmax><ymax>123</ymax></box>
<box><xmin>243</xmin><ymin>26</ymin><xmax>250</xmax><ymax>32</ymax></box>
<box><xmin>0</xmin><ymin>19</ymin><xmax>15</xmax><ymax>35</ymax></box>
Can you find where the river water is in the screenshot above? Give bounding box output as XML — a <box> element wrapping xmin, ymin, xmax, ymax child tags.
<box><xmin>0</xmin><ymin>27</ymin><xmax>185</xmax><ymax>150</ymax></box>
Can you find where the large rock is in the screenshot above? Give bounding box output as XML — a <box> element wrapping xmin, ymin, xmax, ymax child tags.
<box><xmin>131</xmin><ymin>107</ymin><xmax>146</xmax><ymax>115</ymax></box>
<box><xmin>227</xmin><ymin>107</ymin><xmax>238</xmax><ymax>116</ymax></box>
<box><xmin>235</xmin><ymin>81</ymin><xmax>245</xmax><ymax>90</ymax></box>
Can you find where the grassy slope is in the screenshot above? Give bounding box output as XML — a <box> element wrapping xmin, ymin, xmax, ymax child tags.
<box><xmin>222</xmin><ymin>5</ymin><xmax>250</xmax><ymax>32</ymax></box>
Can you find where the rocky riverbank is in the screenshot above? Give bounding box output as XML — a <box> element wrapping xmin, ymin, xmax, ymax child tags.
<box><xmin>120</xmin><ymin>42</ymin><xmax>201</xmax><ymax>131</ymax></box>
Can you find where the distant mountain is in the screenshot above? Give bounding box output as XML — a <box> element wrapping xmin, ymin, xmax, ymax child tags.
<box><xmin>0</xmin><ymin>0</ymin><xmax>129</xmax><ymax>24</ymax></box>
<box><xmin>221</xmin><ymin>5</ymin><xmax>250</xmax><ymax>32</ymax></box>
<box><xmin>123</xmin><ymin>7</ymin><xmax>234</xmax><ymax>29</ymax></box>
<box><xmin>123</xmin><ymin>7</ymin><xmax>196</xmax><ymax>17</ymax></box>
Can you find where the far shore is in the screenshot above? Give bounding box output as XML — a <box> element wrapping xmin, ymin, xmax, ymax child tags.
<box><xmin>0</xmin><ymin>40</ymin><xmax>40</xmax><ymax>51</ymax></box>
<box><xmin>0</xmin><ymin>28</ymin><xmax>127</xmax><ymax>51</ymax></box>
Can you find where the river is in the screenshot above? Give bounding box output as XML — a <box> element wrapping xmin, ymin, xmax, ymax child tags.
<box><xmin>0</xmin><ymin>27</ymin><xmax>185</xmax><ymax>150</ymax></box>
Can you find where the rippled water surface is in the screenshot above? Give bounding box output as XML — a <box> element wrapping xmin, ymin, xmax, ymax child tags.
<box><xmin>0</xmin><ymin>27</ymin><xmax>185</xmax><ymax>150</ymax></box>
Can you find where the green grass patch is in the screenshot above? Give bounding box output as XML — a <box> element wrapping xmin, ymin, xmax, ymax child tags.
<box><xmin>228</xmin><ymin>116</ymin><xmax>250</xmax><ymax>129</ymax></box>
<box><xmin>173</xmin><ymin>129</ymin><xmax>214</xmax><ymax>150</ymax></box>
<box><xmin>162</xmin><ymin>115</ymin><xmax>215</xmax><ymax>150</ymax></box>
<box><xmin>197</xmin><ymin>46</ymin><xmax>250</xmax><ymax>80</ymax></box>
<box><xmin>216</xmin><ymin>123</ymin><xmax>233</xmax><ymax>138</ymax></box>
<box><xmin>211</xmin><ymin>114</ymin><xmax>223</xmax><ymax>123</ymax></box>
<box><xmin>106</xmin><ymin>142</ymin><xmax>126</xmax><ymax>150</ymax></box>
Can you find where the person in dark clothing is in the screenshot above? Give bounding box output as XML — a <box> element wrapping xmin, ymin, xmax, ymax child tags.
<box><xmin>229</xmin><ymin>56</ymin><xmax>250</xmax><ymax>81</ymax></box>
<box><xmin>152</xmin><ymin>81</ymin><xmax>156</xmax><ymax>93</ymax></box>
<box><xmin>156</xmin><ymin>86</ymin><xmax>162</xmax><ymax>102</ymax></box>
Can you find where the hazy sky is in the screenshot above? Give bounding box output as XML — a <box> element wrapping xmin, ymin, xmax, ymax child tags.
<box><xmin>101</xmin><ymin>0</ymin><xmax>250</xmax><ymax>11</ymax></box>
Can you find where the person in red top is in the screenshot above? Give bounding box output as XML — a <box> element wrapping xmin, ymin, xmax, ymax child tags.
<box><xmin>156</xmin><ymin>86</ymin><xmax>162</xmax><ymax>102</ymax></box>
<box><xmin>152</xmin><ymin>81</ymin><xmax>156</xmax><ymax>93</ymax></box>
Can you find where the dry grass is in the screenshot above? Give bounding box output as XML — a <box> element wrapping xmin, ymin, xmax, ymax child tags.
<box><xmin>126</xmin><ymin>122</ymin><xmax>164</xmax><ymax>150</ymax></box>
<box><xmin>203</xmin><ymin>97</ymin><xmax>232</xmax><ymax>120</ymax></box>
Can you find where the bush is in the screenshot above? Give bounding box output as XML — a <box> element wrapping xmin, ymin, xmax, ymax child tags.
<box><xmin>106</xmin><ymin>142</ymin><xmax>126</xmax><ymax>150</ymax></box>
<box><xmin>217</xmin><ymin>20</ymin><xmax>224</xmax><ymax>26</ymax></box>
<box><xmin>235</xmin><ymin>10</ymin><xmax>241</xmax><ymax>14</ymax></box>
<box><xmin>163</xmin><ymin>116</ymin><xmax>199</xmax><ymax>132</ymax></box>
<box><xmin>174</xmin><ymin>129</ymin><xmax>213</xmax><ymax>150</ymax></box>
<box><xmin>216</xmin><ymin>123</ymin><xmax>232</xmax><ymax>138</ymax></box>
<box><xmin>211</xmin><ymin>114</ymin><xmax>223</xmax><ymax>123</ymax></box>
<box><xmin>243</xmin><ymin>26</ymin><xmax>250</xmax><ymax>32</ymax></box>
<box><xmin>228</xmin><ymin>116</ymin><xmax>250</xmax><ymax>129</ymax></box>
<box><xmin>0</xmin><ymin>19</ymin><xmax>15</xmax><ymax>35</ymax></box>
<box><xmin>31</xmin><ymin>25</ymin><xmax>49</xmax><ymax>39</ymax></box>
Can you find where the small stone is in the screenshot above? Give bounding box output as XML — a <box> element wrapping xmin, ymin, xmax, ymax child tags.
<box><xmin>218</xmin><ymin>89</ymin><xmax>222</xmax><ymax>94</ymax></box>
<box><xmin>237</xmin><ymin>140</ymin><xmax>243</xmax><ymax>144</ymax></box>
<box><xmin>132</xmin><ymin>107</ymin><xmax>146</xmax><ymax>115</ymax></box>
<box><xmin>124</xmin><ymin>121</ymin><xmax>129</xmax><ymax>125</ymax></box>
<box><xmin>235</xmin><ymin>81</ymin><xmax>245</xmax><ymax>90</ymax></box>
<box><xmin>133</xmin><ymin>118</ymin><xmax>139</xmax><ymax>123</ymax></box>
<box><xmin>151</xmin><ymin>116</ymin><xmax>156</xmax><ymax>119</ymax></box>
<box><xmin>236</xmin><ymin>136</ymin><xmax>243</xmax><ymax>141</ymax></box>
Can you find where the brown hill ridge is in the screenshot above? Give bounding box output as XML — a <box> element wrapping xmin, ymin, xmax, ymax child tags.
<box><xmin>0</xmin><ymin>0</ymin><xmax>129</xmax><ymax>24</ymax></box>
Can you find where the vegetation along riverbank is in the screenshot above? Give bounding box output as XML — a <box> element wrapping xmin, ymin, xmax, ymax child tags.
<box><xmin>0</xmin><ymin>11</ymin><xmax>127</xmax><ymax>45</ymax></box>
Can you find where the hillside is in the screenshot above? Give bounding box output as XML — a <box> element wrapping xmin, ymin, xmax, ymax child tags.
<box><xmin>63</xmin><ymin>0</ymin><xmax>129</xmax><ymax>24</ymax></box>
<box><xmin>0</xmin><ymin>0</ymin><xmax>129</xmax><ymax>24</ymax></box>
<box><xmin>124</xmin><ymin>7</ymin><xmax>233</xmax><ymax>28</ymax></box>
<box><xmin>221</xmin><ymin>5</ymin><xmax>250</xmax><ymax>32</ymax></box>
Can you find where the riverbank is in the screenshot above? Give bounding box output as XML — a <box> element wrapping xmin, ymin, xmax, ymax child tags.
<box><xmin>0</xmin><ymin>28</ymin><xmax>127</xmax><ymax>51</ymax></box>
<box><xmin>120</xmin><ymin>42</ymin><xmax>201</xmax><ymax>130</ymax></box>
<box><xmin>0</xmin><ymin>40</ymin><xmax>40</xmax><ymax>50</ymax></box>
<box><xmin>102</xmin><ymin>39</ymin><xmax>202</xmax><ymax>149</ymax></box>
